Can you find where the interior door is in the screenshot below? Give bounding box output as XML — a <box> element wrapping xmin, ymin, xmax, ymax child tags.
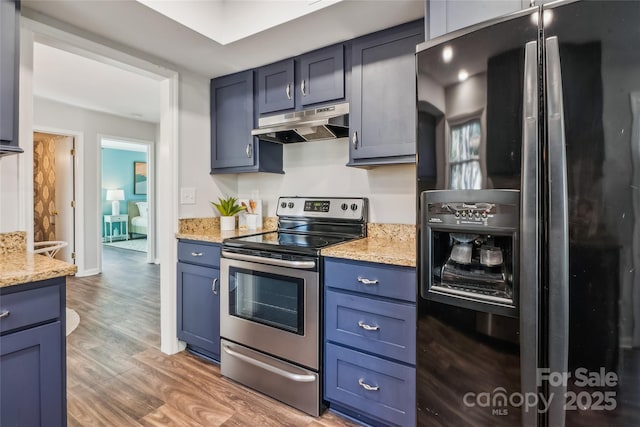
<box><xmin>54</xmin><ymin>135</ymin><xmax>75</xmax><ymax>263</ymax></box>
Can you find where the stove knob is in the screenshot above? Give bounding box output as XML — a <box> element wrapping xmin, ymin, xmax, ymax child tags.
<box><xmin>461</xmin><ymin>211</ymin><xmax>467</xmax><ymax>217</ymax></box>
<box><xmin>288</xmin><ymin>202</ymin><xmax>295</xmax><ymax>208</ymax></box>
<box><xmin>454</xmin><ymin>211</ymin><xmax>460</xmax><ymax>218</ymax></box>
<box><xmin>280</xmin><ymin>202</ymin><xmax>287</xmax><ymax>208</ymax></box>
<box><xmin>482</xmin><ymin>211</ymin><xmax>488</xmax><ymax>218</ymax></box>
<box><xmin>341</xmin><ymin>203</ymin><xmax>348</xmax><ymax>211</ymax></box>
<box><xmin>350</xmin><ymin>203</ymin><xmax>358</xmax><ymax>211</ymax></box>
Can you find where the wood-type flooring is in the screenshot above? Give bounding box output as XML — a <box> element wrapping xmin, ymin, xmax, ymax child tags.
<box><xmin>66</xmin><ymin>246</ymin><xmax>357</xmax><ymax>426</ymax></box>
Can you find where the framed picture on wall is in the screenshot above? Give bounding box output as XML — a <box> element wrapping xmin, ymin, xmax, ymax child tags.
<box><xmin>134</xmin><ymin>161</ymin><xmax>147</xmax><ymax>195</ymax></box>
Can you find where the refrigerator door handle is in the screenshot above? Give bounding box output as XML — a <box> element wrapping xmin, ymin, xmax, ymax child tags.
<box><xmin>520</xmin><ymin>39</ymin><xmax>540</xmax><ymax>427</ymax></box>
<box><xmin>545</xmin><ymin>35</ymin><xmax>570</xmax><ymax>427</ymax></box>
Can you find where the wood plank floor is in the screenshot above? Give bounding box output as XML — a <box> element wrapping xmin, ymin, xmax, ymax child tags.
<box><xmin>66</xmin><ymin>246</ymin><xmax>358</xmax><ymax>427</ymax></box>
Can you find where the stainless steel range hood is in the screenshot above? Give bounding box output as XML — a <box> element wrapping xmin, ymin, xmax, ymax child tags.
<box><xmin>251</xmin><ymin>102</ymin><xmax>349</xmax><ymax>144</ymax></box>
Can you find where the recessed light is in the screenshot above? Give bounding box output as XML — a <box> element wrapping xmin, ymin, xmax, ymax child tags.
<box><xmin>442</xmin><ymin>46</ymin><xmax>453</xmax><ymax>63</ymax></box>
<box><xmin>458</xmin><ymin>70</ymin><xmax>469</xmax><ymax>81</ymax></box>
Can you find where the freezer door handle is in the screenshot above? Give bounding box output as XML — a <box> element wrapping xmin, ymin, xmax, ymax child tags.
<box><xmin>520</xmin><ymin>39</ymin><xmax>540</xmax><ymax>427</ymax></box>
<box><xmin>546</xmin><ymin>35</ymin><xmax>570</xmax><ymax>427</ymax></box>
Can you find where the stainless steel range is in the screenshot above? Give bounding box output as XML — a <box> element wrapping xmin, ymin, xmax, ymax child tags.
<box><xmin>220</xmin><ymin>196</ymin><xmax>368</xmax><ymax>416</ymax></box>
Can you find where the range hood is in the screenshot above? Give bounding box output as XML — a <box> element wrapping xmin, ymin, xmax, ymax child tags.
<box><xmin>251</xmin><ymin>102</ymin><xmax>349</xmax><ymax>144</ymax></box>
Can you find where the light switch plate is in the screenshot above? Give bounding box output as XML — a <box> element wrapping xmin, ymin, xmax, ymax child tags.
<box><xmin>180</xmin><ymin>187</ymin><xmax>196</xmax><ymax>204</ymax></box>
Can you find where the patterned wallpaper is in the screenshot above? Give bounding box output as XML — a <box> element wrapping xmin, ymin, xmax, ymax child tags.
<box><xmin>33</xmin><ymin>132</ymin><xmax>59</xmax><ymax>242</ymax></box>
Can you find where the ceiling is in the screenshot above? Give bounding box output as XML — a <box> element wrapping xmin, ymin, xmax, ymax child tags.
<box><xmin>24</xmin><ymin>0</ymin><xmax>424</xmax><ymax>124</ymax></box>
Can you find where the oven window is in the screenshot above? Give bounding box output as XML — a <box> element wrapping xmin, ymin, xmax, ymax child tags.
<box><xmin>228</xmin><ymin>267</ymin><xmax>304</xmax><ymax>335</ymax></box>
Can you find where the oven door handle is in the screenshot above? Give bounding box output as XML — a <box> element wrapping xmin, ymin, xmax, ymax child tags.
<box><xmin>222</xmin><ymin>344</ymin><xmax>317</xmax><ymax>383</ymax></box>
<box><xmin>221</xmin><ymin>251</ymin><xmax>316</xmax><ymax>269</ymax></box>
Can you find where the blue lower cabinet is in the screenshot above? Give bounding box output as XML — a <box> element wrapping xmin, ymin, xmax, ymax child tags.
<box><xmin>324</xmin><ymin>258</ymin><xmax>416</xmax><ymax>426</ymax></box>
<box><xmin>325</xmin><ymin>342</ymin><xmax>415</xmax><ymax>427</ymax></box>
<box><xmin>177</xmin><ymin>262</ymin><xmax>221</xmax><ymax>361</ymax></box>
<box><xmin>1</xmin><ymin>322</ymin><xmax>64</xmax><ymax>427</ymax></box>
<box><xmin>0</xmin><ymin>278</ymin><xmax>66</xmax><ymax>427</ymax></box>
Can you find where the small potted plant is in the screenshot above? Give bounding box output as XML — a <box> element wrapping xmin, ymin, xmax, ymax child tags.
<box><xmin>211</xmin><ymin>196</ymin><xmax>245</xmax><ymax>231</ymax></box>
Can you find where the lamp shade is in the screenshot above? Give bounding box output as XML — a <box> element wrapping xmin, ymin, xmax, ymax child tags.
<box><xmin>106</xmin><ymin>189</ymin><xmax>125</xmax><ymax>201</ymax></box>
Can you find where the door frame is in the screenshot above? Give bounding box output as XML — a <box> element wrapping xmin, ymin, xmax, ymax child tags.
<box><xmin>32</xmin><ymin>126</ymin><xmax>85</xmax><ymax>273</ymax></box>
<box><xmin>98</xmin><ymin>135</ymin><xmax>156</xmax><ymax>266</ymax></box>
<box><xmin>21</xmin><ymin>17</ymin><xmax>183</xmax><ymax>355</ymax></box>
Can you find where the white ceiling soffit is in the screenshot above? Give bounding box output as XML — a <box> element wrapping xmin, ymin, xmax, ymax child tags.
<box><xmin>137</xmin><ymin>0</ymin><xmax>343</xmax><ymax>45</ymax></box>
<box><xmin>33</xmin><ymin>42</ymin><xmax>162</xmax><ymax>123</ymax></box>
<box><xmin>23</xmin><ymin>0</ymin><xmax>425</xmax><ymax>78</ymax></box>
<box><xmin>101</xmin><ymin>138</ymin><xmax>149</xmax><ymax>153</ymax></box>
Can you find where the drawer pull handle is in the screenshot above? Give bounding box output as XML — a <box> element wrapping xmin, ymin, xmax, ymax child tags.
<box><xmin>212</xmin><ymin>278</ymin><xmax>218</xmax><ymax>296</ymax></box>
<box><xmin>357</xmin><ymin>277</ymin><xmax>379</xmax><ymax>285</ymax></box>
<box><xmin>358</xmin><ymin>378</ymin><xmax>379</xmax><ymax>391</ymax></box>
<box><xmin>191</xmin><ymin>252</ymin><xmax>203</xmax><ymax>257</ymax></box>
<box><xmin>358</xmin><ymin>321</ymin><xmax>379</xmax><ymax>331</ymax></box>
<box><xmin>0</xmin><ymin>310</ymin><xmax>9</xmax><ymax>319</ymax></box>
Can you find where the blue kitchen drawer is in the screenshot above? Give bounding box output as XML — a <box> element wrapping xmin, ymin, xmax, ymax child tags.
<box><xmin>0</xmin><ymin>282</ymin><xmax>61</xmax><ymax>334</ymax></box>
<box><xmin>325</xmin><ymin>289</ymin><xmax>415</xmax><ymax>365</ymax></box>
<box><xmin>324</xmin><ymin>257</ymin><xmax>416</xmax><ymax>302</ymax></box>
<box><xmin>325</xmin><ymin>342</ymin><xmax>416</xmax><ymax>427</ymax></box>
<box><xmin>178</xmin><ymin>240</ymin><xmax>221</xmax><ymax>267</ymax></box>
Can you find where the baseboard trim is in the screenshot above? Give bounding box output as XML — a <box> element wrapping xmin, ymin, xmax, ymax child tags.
<box><xmin>76</xmin><ymin>268</ymin><xmax>100</xmax><ymax>277</ymax></box>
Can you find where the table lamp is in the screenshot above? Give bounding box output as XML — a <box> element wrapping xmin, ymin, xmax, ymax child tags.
<box><xmin>106</xmin><ymin>189</ymin><xmax>124</xmax><ymax>215</ymax></box>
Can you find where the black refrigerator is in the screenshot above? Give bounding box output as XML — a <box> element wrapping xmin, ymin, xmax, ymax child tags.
<box><xmin>416</xmin><ymin>1</ymin><xmax>640</xmax><ymax>426</ymax></box>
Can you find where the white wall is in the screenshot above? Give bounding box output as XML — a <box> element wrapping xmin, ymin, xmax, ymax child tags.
<box><xmin>236</xmin><ymin>139</ymin><xmax>417</xmax><ymax>224</ymax></box>
<box><xmin>32</xmin><ymin>97</ymin><xmax>157</xmax><ymax>273</ymax></box>
<box><xmin>175</xmin><ymin>72</ymin><xmax>236</xmax><ymax>220</ymax></box>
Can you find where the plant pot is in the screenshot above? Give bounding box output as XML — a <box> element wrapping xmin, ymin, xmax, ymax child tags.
<box><xmin>220</xmin><ymin>216</ymin><xmax>235</xmax><ymax>231</ymax></box>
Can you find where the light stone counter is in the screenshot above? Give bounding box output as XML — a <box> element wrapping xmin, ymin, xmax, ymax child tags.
<box><xmin>0</xmin><ymin>231</ymin><xmax>77</xmax><ymax>288</ymax></box>
<box><xmin>322</xmin><ymin>224</ymin><xmax>416</xmax><ymax>267</ymax></box>
<box><xmin>321</xmin><ymin>237</ymin><xmax>416</xmax><ymax>267</ymax></box>
<box><xmin>0</xmin><ymin>252</ymin><xmax>78</xmax><ymax>288</ymax></box>
<box><xmin>176</xmin><ymin>216</ymin><xmax>277</xmax><ymax>244</ymax></box>
<box><xmin>177</xmin><ymin>219</ymin><xmax>417</xmax><ymax>267</ymax></box>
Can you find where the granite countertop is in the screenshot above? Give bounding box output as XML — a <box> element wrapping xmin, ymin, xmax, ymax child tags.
<box><xmin>321</xmin><ymin>236</ymin><xmax>416</xmax><ymax>267</ymax></box>
<box><xmin>0</xmin><ymin>252</ymin><xmax>78</xmax><ymax>288</ymax></box>
<box><xmin>176</xmin><ymin>228</ymin><xmax>274</xmax><ymax>244</ymax></box>
<box><xmin>177</xmin><ymin>218</ymin><xmax>416</xmax><ymax>267</ymax></box>
<box><xmin>176</xmin><ymin>216</ymin><xmax>277</xmax><ymax>244</ymax></box>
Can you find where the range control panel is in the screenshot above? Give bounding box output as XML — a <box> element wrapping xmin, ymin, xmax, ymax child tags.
<box><xmin>277</xmin><ymin>197</ymin><xmax>367</xmax><ymax>220</ymax></box>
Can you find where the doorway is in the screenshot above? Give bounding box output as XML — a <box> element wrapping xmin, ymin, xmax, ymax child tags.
<box><xmin>32</xmin><ymin>131</ymin><xmax>76</xmax><ymax>264</ymax></box>
<box><xmin>100</xmin><ymin>137</ymin><xmax>154</xmax><ymax>265</ymax></box>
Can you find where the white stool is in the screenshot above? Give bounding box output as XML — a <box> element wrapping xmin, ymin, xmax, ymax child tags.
<box><xmin>33</xmin><ymin>241</ymin><xmax>68</xmax><ymax>258</ymax></box>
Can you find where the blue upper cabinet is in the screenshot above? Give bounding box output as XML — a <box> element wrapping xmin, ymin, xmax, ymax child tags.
<box><xmin>0</xmin><ymin>0</ymin><xmax>22</xmax><ymax>156</ymax></box>
<box><xmin>210</xmin><ymin>70</ymin><xmax>283</xmax><ymax>174</ymax></box>
<box><xmin>257</xmin><ymin>43</ymin><xmax>346</xmax><ymax>115</ymax></box>
<box><xmin>299</xmin><ymin>44</ymin><xmax>344</xmax><ymax>107</ymax></box>
<box><xmin>426</xmin><ymin>0</ymin><xmax>554</xmax><ymax>40</ymax></box>
<box><xmin>348</xmin><ymin>20</ymin><xmax>423</xmax><ymax>167</ymax></box>
<box><xmin>257</xmin><ymin>59</ymin><xmax>295</xmax><ymax>114</ymax></box>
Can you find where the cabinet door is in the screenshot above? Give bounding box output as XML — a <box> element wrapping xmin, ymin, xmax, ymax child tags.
<box><xmin>0</xmin><ymin>0</ymin><xmax>18</xmax><ymax>145</ymax></box>
<box><xmin>210</xmin><ymin>70</ymin><xmax>256</xmax><ymax>170</ymax></box>
<box><xmin>300</xmin><ymin>44</ymin><xmax>344</xmax><ymax>107</ymax></box>
<box><xmin>428</xmin><ymin>0</ymin><xmax>523</xmax><ymax>39</ymax></box>
<box><xmin>349</xmin><ymin>21</ymin><xmax>423</xmax><ymax>166</ymax></box>
<box><xmin>1</xmin><ymin>321</ymin><xmax>65</xmax><ymax>427</ymax></box>
<box><xmin>257</xmin><ymin>59</ymin><xmax>294</xmax><ymax>114</ymax></box>
<box><xmin>177</xmin><ymin>262</ymin><xmax>221</xmax><ymax>360</ymax></box>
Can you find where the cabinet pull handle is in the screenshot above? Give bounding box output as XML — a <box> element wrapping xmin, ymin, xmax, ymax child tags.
<box><xmin>358</xmin><ymin>321</ymin><xmax>379</xmax><ymax>331</ymax></box>
<box><xmin>286</xmin><ymin>83</ymin><xmax>291</xmax><ymax>100</ymax></box>
<box><xmin>246</xmin><ymin>143</ymin><xmax>252</xmax><ymax>158</ymax></box>
<box><xmin>0</xmin><ymin>310</ymin><xmax>9</xmax><ymax>319</ymax></box>
<box><xmin>191</xmin><ymin>252</ymin><xmax>203</xmax><ymax>257</ymax></box>
<box><xmin>358</xmin><ymin>378</ymin><xmax>379</xmax><ymax>391</ymax></box>
<box><xmin>357</xmin><ymin>277</ymin><xmax>378</xmax><ymax>285</ymax></box>
<box><xmin>301</xmin><ymin>79</ymin><xmax>306</xmax><ymax>96</ymax></box>
<box><xmin>352</xmin><ymin>131</ymin><xmax>358</xmax><ymax>149</ymax></box>
<box><xmin>212</xmin><ymin>278</ymin><xmax>218</xmax><ymax>295</ymax></box>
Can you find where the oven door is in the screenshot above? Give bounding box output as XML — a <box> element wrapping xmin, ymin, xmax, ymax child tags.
<box><xmin>220</xmin><ymin>253</ymin><xmax>319</xmax><ymax>370</ymax></box>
